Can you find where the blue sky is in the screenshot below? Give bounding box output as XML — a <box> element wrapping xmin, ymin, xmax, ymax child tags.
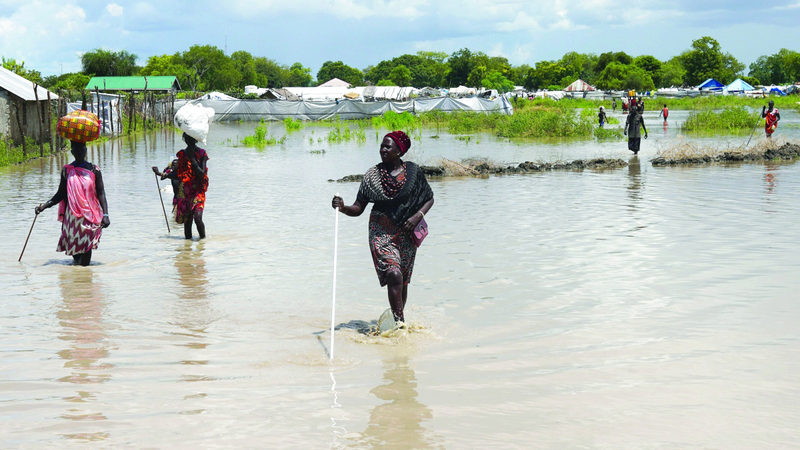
<box><xmin>2</xmin><ymin>0</ymin><xmax>800</xmax><ymax>78</ymax></box>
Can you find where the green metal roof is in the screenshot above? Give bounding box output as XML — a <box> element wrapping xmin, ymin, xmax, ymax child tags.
<box><xmin>85</xmin><ymin>76</ymin><xmax>181</xmax><ymax>91</ymax></box>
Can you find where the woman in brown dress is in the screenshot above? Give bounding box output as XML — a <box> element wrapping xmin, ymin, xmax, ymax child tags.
<box><xmin>332</xmin><ymin>131</ymin><xmax>434</xmax><ymax>323</ymax></box>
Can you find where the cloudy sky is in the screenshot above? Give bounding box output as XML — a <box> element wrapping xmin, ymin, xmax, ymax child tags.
<box><xmin>2</xmin><ymin>0</ymin><xmax>799</xmax><ymax>78</ymax></box>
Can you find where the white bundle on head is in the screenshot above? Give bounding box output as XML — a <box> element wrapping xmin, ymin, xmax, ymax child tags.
<box><xmin>173</xmin><ymin>103</ymin><xmax>216</xmax><ymax>144</ymax></box>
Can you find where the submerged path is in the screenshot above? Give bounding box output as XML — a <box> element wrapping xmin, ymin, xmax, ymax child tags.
<box><xmin>331</xmin><ymin>157</ymin><xmax>629</xmax><ymax>182</ymax></box>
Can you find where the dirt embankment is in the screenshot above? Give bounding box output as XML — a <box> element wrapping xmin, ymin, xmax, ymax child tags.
<box><xmin>652</xmin><ymin>143</ymin><xmax>800</xmax><ymax>166</ymax></box>
<box><xmin>330</xmin><ymin>158</ymin><xmax>628</xmax><ymax>182</ymax></box>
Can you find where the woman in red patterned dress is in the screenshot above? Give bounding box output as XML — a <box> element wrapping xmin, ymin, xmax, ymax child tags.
<box><xmin>332</xmin><ymin>131</ymin><xmax>434</xmax><ymax>323</ymax></box>
<box><xmin>175</xmin><ymin>133</ymin><xmax>209</xmax><ymax>239</ymax></box>
<box><xmin>35</xmin><ymin>141</ymin><xmax>110</xmax><ymax>266</ymax></box>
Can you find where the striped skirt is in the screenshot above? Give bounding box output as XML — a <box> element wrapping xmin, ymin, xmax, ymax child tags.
<box><xmin>57</xmin><ymin>210</ymin><xmax>102</xmax><ymax>256</ymax></box>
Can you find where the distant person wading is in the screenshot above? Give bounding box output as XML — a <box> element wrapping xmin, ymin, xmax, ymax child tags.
<box><xmin>762</xmin><ymin>100</ymin><xmax>780</xmax><ymax>138</ymax></box>
<box><xmin>332</xmin><ymin>131</ymin><xmax>434</xmax><ymax>323</ymax></box>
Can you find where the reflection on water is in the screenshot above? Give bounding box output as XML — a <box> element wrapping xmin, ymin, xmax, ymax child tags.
<box><xmin>170</xmin><ymin>242</ymin><xmax>214</xmax><ymax>391</ymax></box>
<box><xmin>627</xmin><ymin>155</ymin><xmax>643</xmax><ymax>206</ymax></box>
<box><xmin>353</xmin><ymin>356</ymin><xmax>441</xmax><ymax>449</ymax></box>
<box><xmin>56</xmin><ymin>268</ymin><xmax>112</xmax><ymax>439</ymax></box>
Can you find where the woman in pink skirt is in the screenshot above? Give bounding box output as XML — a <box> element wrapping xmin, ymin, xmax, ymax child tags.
<box><xmin>36</xmin><ymin>141</ymin><xmax>110</xmax><ymax>266</ymax></box>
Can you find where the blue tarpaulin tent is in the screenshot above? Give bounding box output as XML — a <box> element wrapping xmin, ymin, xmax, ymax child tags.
<box><xmin>725</xmin><ymin>78</ymin><xmax>755</xmax><ymax>92</ymax></box>
<box><xmin>769</xmin><ymin>87</ymin><xmax>786</xmax><ymax>96</ymax></box>
<box><xmin>697</xmin><ymin>78</ymin><xmax>724</xmax><ymax>91</ymax></box>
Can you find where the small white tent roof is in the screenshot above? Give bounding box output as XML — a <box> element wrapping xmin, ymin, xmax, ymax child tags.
<box><xmin>0</xmin><ymin>66</ymin><xmax>58</xmax><ymax>101</ymax></box>
<box><xmin>318</xmin><ymin>78</ymin><xmax>352</xmax><ymax>88</ymax></box>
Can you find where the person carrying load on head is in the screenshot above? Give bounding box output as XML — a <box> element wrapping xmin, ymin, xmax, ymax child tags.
<box><xmin>172</xmin><ymin>104</ymin><xmax>214</xmax><ymax>239</ymax></box>
<box><xmin>762</xmin><ymin>100</ymin><xmax>780</xmax><ymax>138</ymax></box>
<box><xmin>35</xmin><ymin>110</ymin><xmax>110</xmax><ymax>266</ymax></box>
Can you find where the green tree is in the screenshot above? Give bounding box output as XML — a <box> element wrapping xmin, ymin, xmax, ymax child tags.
<box><xmin>659</xmin><ymin>58</ymin><xmax>686</xmax><ymax>87</ymax></box>
<box><xmin>525</xmin><ymin>61</ymin><xmax>565</xmax><ymax>90</ymax></box>
<box><xmin>316</xmin><ymin>60</ymin><xmax>363</xmax><ymax>86</ymax></box>
<box><xmin>633</xmin><ymin>55</ymin><xmax>662</xmax><ymax>85</ymax></box>
<box><xmin>467</xmin><ymin>65</ymin><xmax>487</xmax><ymax>88</ymax></box>
<box><xmin>41</xmin><ymin>72</ymin><xmax>91</xmax><ymax>92</ymax></box>
<box><xmin>447</xmin><ymin>48</ymin><xmax>474</xmax><ymax>86</ymax></box>
<box><xmin>231</xmin><ymin>50</ymin><xmax>267</xmax><ymax>89</ymax></box>
<box><xmin>389</xmin><ymin>64</ymin><xmax>412</xmax><ymax>86</ymax></box>
<box><xmin>748</xmin><ymin>49</ymin><xmax>800</xmax><ymax>85</ymax></box>
<box><xmin>679</xmin><ymin>36</ymin><xmax>742</xmax><ymax>85</ymax></box>
<box><xmin>140</xmin><ymin>54</ymin><xmax>188</xmax><ymax>78</ymax></box>
<box><xmin>481</xmin><ymin>70</ymin><xmax>514</xmax><ymax>93</ymax></box>
<box><xmin>595</xmin><ymin>62</ymin><xmax>654</xmax><ymax>91</ymax></box>
<box><xmin>254</xmin><ymin>57</ymin><xmax>289</xmax><ymax>88</ymax></box>
<box><xmin>287</xmin><ymin>63</ymin><xmax>312</xmax><ymax>87</ymax></box>
<box><xmin>596</xmin><ymin>51</ymin><xmax>632</xmax><ymax>74</ymax></box>
<box><xmin>180</xmin><ymin>45</ymin><xmax>240</xmax><ymax>91</ymax></box>
<box><xmin>416</xmin><ymin>51</ymin><xmax>449</xmax><ymax>87</ymax></box>
<box><xmin>81</xmin><ymin>48</ymin><xmax>138</xmax><ymax>76</ymax></box>
<box><xmin>558</xmin><ymin>52</ymin><xmax>598</xmax><ymax>84</ymax></box>
<box><xmin>1</xmin><ymin>57</ymin><xmax>42</xmax><ymax>83</ymax></box>
<box><xmin>377</xmin><ymin>79</ymin><xmax>394</xmax><ymax>86</ymax></box>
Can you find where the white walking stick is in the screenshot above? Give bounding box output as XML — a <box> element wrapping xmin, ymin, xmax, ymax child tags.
<box><xmin>330</xmin><ymin>193</ymin><xmax>340</xmax><ymax>360</ymax></box>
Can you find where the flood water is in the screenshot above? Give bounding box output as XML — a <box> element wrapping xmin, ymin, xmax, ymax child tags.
<box><xmin>3</xmin><ymin>109</ymin><xmax>800</xmax><ymax>449</ymax></box>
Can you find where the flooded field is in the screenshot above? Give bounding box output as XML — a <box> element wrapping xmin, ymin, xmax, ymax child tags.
<box><xmin>3</xmin><ymin>109</ymin><xmax>800</xmax><ymax>448</ymax></box>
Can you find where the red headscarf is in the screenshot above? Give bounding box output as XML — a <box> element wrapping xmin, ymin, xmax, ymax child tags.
<box><xmin>386</xmin><ymin>130</ymin><xmax>411</xmax><ymax>156</ymax></box>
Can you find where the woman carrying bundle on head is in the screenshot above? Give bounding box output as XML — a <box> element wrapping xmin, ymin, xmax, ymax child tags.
<box><xmin>35</xmin><ymin>111</ymin><xmax>110</xmax><ymax>266</ymax></box>
<box><xmin>174</xmin><ymin>133</ymin><xmax>209</xmax><ymax>239</ymax></box>
<box><xmin>172</xmin><ymin>103</ymin><xmax>214</xmax><ymax>239</ymax></box>
<box><xmin>332</xmin><ymin>131</ymin><xmax>434</xmax><ymax>324</ymax></box>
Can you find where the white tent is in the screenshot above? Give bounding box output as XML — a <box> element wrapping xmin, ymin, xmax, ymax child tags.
<box><xmin>318</xmin><ymin>78</ymin><xmax>352</xmax><ymax>88</ymax></box>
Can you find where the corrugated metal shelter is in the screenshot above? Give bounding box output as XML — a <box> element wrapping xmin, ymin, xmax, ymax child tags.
<box><xmin>86</xmin><ymin>76</ymin><xmax>181</xmax><ymax>92</ymax></box>
<box><xmin>0</xmin><ymin>66</ymin><xmax>58</xmax><ymax>145</ymax></box>
<box><xmin>563</xmin><ymin>79</ymin><xmax>596</xmax><ymax>92</ymax></box>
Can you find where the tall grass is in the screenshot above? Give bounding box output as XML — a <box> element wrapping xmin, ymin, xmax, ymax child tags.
<box><xmin>0</xmin><ymin>137</ymin><xmax>59</xmax><ymax>167</ymax></box>
<box><xmin>283</xmin><ymin>117</ymin><xmax>304</xmax><ymax>131</ymax></box>
<box><xmin>681</xmin><ymin>106</ymin><xmax>758</xmax><ymax>131</ymax></box>
<box><xmin>242</xmin><ymin>119</ymin><xmax>286</xmax><ymax>146</ymax></box>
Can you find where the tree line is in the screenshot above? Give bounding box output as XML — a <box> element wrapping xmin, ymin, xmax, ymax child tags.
<box><xmin>3</xmin><ymin>36</ymin><xmax>800</xmax><ymax>95</ymax></box>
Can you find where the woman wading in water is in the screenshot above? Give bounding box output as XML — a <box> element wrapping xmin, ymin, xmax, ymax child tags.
<box><xmin>332</xmin><ymin>131</ymin><xmax>434</xmax><ymax>323</ymax></box>
<box><xmin>175</xmin><ymin>133</ymin><xmax>209</xmax><ymax>239</ymax></box>
<box><xmin>35</xmin><ymin>141</ymin><xmax>110</xmax><ymax>266</ymax></box>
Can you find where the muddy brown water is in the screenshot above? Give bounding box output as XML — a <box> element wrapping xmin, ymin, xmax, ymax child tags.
<box><xmin>3</xmin><ymin>109</ymin><xmax>800</xmax><ymax>448</ymax></box>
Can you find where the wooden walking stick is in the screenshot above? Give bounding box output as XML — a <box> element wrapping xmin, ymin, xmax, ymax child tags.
<box><xmin>746</xmin><ymin>109</ymin><xmax>762</xmax><ymax>147</ymax></box>
<box><xmin>19</xmin><ymin>208</ymin><xmax>40</xmax><ymax>261</ymax></box>
<box><xmin>155</xmin><ymin>173</ymin><xmax>171</xmax><ymax>232</ymax></box>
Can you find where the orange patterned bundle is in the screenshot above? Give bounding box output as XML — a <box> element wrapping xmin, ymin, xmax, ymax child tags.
<box><xmin>57</xmin><ymin>110</ymin><xmax>101</xmax><ymax>143</ymax></box>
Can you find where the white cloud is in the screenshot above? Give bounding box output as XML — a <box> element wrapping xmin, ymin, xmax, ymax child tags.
<box><xmin>107</xmin><ymin>3</ymin><xmax>124</xmax><ymax>17</ymax></box>
<box><xmin>226</xmin><ymin>0</ymin><xmax>428</xmax><ymax>20</ymax></box>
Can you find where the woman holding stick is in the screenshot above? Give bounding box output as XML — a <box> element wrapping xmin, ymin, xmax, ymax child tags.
<box><xmin>175</xmin><ymin>133</ymin><xmax>209</xmax><ymax>239</ymax></box>
<box><xmin>331</xmin><ymin>131</ymin><xmax>434</xmax><ymax>323</ymax></box>
<box><xmin>35</xmin><ymin>141</ymin><xmax>110</xmax><ymax>266</ymax></box>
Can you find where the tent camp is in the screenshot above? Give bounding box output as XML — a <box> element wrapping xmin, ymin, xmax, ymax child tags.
<box><xmin>697</xmin><ymin>78</ymin><xmax>724</xmax><ymax>91</ymax></box>
<box><xmin>563</xmin><ymin>79</ymin><xmax>596</xmax><ymax>92</ymax></box>
<box><xmin>725</xmin><ymin>78</ymin><xmax>755</xmax><ymax>93</ymax></box>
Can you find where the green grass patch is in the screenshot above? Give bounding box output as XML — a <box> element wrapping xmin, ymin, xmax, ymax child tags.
<box><xmin>594</xmin><ymin>126</ymin><xmax>624</xmax><ymax>140</ymax></box>
<box><xmin>0</xmin><ymin>137</ymin><xmax>62</xmax><ymax>167</ymax></box>
<box><xmin>283</xmin><ymin>117</ymin><xmax>304</xmax><ymax>131</ymax></box>
<box><xmin>242</xmin><ymin>119</ymin><xmax>286</xmax><ymax>146</ymax></box>
<box><xmin>681</xmin><ymin>107</ymin><xmax>759</xmax><ymax>132</ymax></box>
